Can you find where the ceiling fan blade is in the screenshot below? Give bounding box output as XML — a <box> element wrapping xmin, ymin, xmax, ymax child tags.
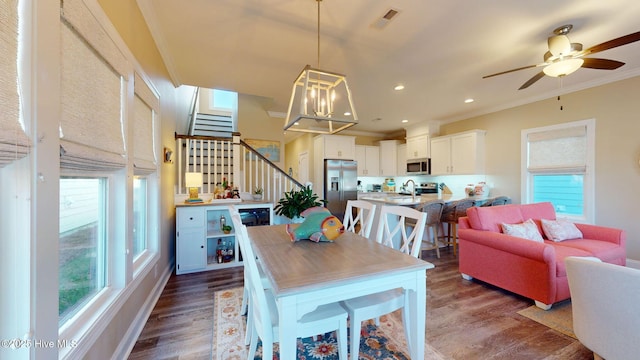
<box><xmin>581</xmin><ymin>58</ymin><xmax>625</xmax><ymax>70</ymax></box>
<box><xmin>482</xmin><ymin>64</ymin><xmax>541</xmax><ymax>79</ymax></box>
<box><xmin>518</xmin><ymin>71</ymin><xmax>545</xmax><ymax>90</ymax></box>
<box><xmin>583</xmin><ymin>31</ymin><xmax>640</xmax><ymax>55</ymax></box>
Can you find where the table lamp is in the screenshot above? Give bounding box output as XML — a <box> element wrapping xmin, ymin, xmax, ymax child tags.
<box><xmin>185</xmin><ymin>172</ymin><xmax>203</xmax><ymax>203</ymax></box>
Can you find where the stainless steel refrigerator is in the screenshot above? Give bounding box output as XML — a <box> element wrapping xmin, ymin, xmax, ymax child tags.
<box><xmin>324</xmin><ymin>159</ymin><xmax>358</xmax><ymax>221</ymax></box>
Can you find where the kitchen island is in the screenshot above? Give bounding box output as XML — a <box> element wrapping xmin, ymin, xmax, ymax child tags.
<box><xmin>359</xmin><ymin>192</ymin><xmax>488</xmax><ymax>207</ymax></box>
<box><xmin>357</xmin><ymin>192</ymin><xmax>492</xmax><ymax>248</ymax></box>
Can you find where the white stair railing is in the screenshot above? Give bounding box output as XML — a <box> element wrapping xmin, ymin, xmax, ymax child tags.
<box><xmin>175</xmin><ymin>134</ymin><xmax>303</xmax><ymax>205</ymax></box>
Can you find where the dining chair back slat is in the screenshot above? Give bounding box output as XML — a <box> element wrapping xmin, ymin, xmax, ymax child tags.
<box><xmin>343</xmin><ymin>200</ymin><xmax>377</xmax><ymax>239</ymax></box>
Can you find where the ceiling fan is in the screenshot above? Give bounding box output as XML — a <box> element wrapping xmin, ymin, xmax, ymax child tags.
<box><xmin>483</xmin><ymin>24</ymin><xmax>640</xmax><ymax>90</ymax></box>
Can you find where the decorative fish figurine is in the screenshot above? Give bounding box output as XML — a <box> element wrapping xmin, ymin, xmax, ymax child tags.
<box><xmin>285</xmin><ymin>207</ymin><xmax>345</xmax><ymax>242</ymax></box>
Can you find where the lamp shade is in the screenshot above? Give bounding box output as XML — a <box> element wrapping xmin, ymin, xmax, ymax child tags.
<box><xmin>185</xmin><ymin>172</ymin><xmax>203</xmax><ymax>188</ymax></box>
<box><xmin>543</xmin><ymin>58</ymin><xmax>584</xmax><ymax>77</ymax></box>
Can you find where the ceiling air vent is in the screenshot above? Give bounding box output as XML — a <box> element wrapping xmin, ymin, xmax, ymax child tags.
<box><xmin>371</xmin><ymin>8</ymin><xmax>400</xmax><ymax>30</ymax></box>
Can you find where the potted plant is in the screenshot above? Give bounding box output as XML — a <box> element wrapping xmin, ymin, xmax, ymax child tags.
<box><xmin>274</xmin><ymin>185</ymin><xmax>325</xmax><ymax>223</ymax></box>
<box><xmin>253</xmin><ymin>186</ymin><xmax>263</xmax><ymax>201</ymax></box>
<box><xmin>222</xmin><ymin>224</ymin><xmax>232</xmax><ymax>234</ymax></box>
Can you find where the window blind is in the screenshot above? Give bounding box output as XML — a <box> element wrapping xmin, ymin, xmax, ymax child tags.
<box><xmin>527</xmin><ymin>125</ymin><xmax>587</xmax><ymax>172</ymax></box>
<box><xmin>133</xmin><ymin>94</ymin><xmax>155</xmax><ymax>173</ymax></box>
<box><xmin>59</xmin><ymin>21</ymin><xmax>126</xmax><ymax>171</ymax></box>
<box><xmin>133</xmin><ymin>72</ymin><xmax>158</xmax><ymax>174</ymax></box>
<box><xmin>0</xmin><ymin>0</ymin><xmax>31</xmax><ymax>167</ymax></box>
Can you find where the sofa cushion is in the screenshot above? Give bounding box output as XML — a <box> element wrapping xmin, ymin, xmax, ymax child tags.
<box><xmin>551</xmin><ymin>243</ymin><xmax>593</xmax><ymax>277</ymax></box>
<box><xmin>555</xmin><ymin>239</ymin><xmax>627</xmax><ymax>265</ymax></box>
<box><xmin>519</xmin><ymin>202</ymin><xmax>556</xmax><ymax>222</ymax></box>
<box><xmin>466</xmin><ymin>204</ymin><xmax>524</xmax><ymax>232</ymax></box>
<box><xmin>501</xmin><ymin>219</ymin><xmax>544</xmax><ymax>242</ymax></box>
<box><xmin>541</xmin><ymin>219</ymin><xmax>583</xmax><ymax>241</ymax></box>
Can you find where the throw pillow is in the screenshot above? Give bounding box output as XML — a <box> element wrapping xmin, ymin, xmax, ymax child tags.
<box><xmin>501</xmin><ymin>219</ymin><xmax>544</xmax><ymax>242</ymax></box>
<box><xmin>541</xmin><ymin>219</ymin><xmax>583</xmax><ymax>242</ymax></box>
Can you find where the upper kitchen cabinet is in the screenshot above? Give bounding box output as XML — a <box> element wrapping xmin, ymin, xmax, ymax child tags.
<box><xmin>315</xmin><ymin>134</ymin><xmax>356</xmax><ymax>160</ymax></box>
<box><xmin>430</xmin><ymin>130</ymin><xmax>486</xmax><ymax>175</ymax></box>
<box><xmin>396</xmin><ymin>143</ymin><xmax>407</xmax><ymax>176</ymax></box>
<box><xmin>355</xmin><ymin>145</ymin><xmax>380</xmax><ymax>176</ymax></box>
<box><xmin>379</xmin><ymin>140</ymin><xmax>399</xmax><ymax>176</ymax></box>
<box><xmin>406</xmin><ymin>134</ymin><xmax>430</xmax><ymax>160</ymax></box>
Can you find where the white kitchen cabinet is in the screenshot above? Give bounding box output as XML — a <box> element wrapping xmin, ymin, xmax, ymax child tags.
<box><xmin>396</xmin><ymin>143</ymin><xmax>407</xmax><ymax>176</ymax></box>
<box><xmin>379</xmin><ymin>140</ymin><xmax>399</xmax><ymax>176</ymax></box>
<box><xmin>355</xmin><ymin>145</ymin><xmax>380</xmax><ymax>176</ymax></box>
<box><xmin>406</xmin><ymin>134</ymin><xmax>430</xmax><ymax>160</ymax></box>
<box><xmin>316</xmin><ymin>134</ymin><xmax>356</xmax><ymax>160</ymax></box>
<box><xmin>176</xmin><ymin>202</ymin><xmax>273</xmax><ymax>274</ymax></box>
<box><xmin>430</xmin><ymin>130</ymin><xmax>486</xmax><ymax>175</ymax></box>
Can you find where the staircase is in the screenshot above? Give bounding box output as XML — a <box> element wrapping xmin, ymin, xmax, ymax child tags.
<box><xmin>191</xmin><ymin>113</ymin><xmax>234</xmax><ymax>138</ymax></box>
<box><xmin>175</xmin><ymin>88</ymin><xmax>303</xmax><ymax>205</ymax></box>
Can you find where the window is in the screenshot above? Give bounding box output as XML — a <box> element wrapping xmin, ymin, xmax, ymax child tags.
<box><xmin>210</xmin><ymin>89</ymin><xmax>237</xmax><ymax>111</ymax></box>
<box><xmin>59</xmin><ymin>177</ymin><xmax>107</xmax><ymax>324</ymax></box>
<box><xmin>132</xmin><ymin>176</ymin><xmax>147</xmax><ymax>258</ymax></box>
<box><xmin>521</xmin><ymin>119</ymin><xmax>595</xmax><ymax>222</ymax></box>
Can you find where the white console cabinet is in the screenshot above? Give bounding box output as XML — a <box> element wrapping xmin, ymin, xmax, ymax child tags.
<box><xmin>175</xmin><ymin>202</ymin><xmax>273</xmax><ymax>275</ymax></box>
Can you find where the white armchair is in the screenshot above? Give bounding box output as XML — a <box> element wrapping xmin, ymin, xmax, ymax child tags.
<box><xmin>565</xmin><ymin>257</ymin><xmax>640</xmax><ymax>360</ymax></box>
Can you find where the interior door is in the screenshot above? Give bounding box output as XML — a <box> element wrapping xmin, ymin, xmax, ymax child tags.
<box><xmin>298</xmin><ymin>151</ymin><xmax>309</xmax><ymax>185</ymax></box>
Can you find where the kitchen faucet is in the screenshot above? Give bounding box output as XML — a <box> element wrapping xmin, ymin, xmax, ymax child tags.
<box><xmin>403</xmin><ymin>179</ymin><xmax>416</xmax><ymax>198</ymax></box>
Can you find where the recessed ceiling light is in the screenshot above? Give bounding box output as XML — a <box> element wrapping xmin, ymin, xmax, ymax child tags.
<box><xmin>344</xmin><ymin>112</ymin><xmax>352</xmax><ymax>116</ymax></box>
<box><xmin>294</xmin><ymin>122</ymin><xmax>299</xmax><ymax>125</ymax></box>
<box><xmin>401</xmin><ymin>119</ymin><xmax>409</xmax><ymax>123</ymax></box>
<box><xmin>394</xmin><ymin>84</ymin><xmax>405</xmax><ymax>91</ymax></box>
<box><xmin>464</xmin><ymin>98</ymin><xmax>474</xmax><ymax>103</ymax></box>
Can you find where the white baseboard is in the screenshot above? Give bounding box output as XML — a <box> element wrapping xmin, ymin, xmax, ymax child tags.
<box><xmin>111</xmin><ymin>264</ymin><xmax>174</xmax><ymax>360</ymax></box>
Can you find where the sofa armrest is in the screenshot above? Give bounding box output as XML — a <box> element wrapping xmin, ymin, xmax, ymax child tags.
<box><xmin>458</xmin><ymin>229</ymin><xmax>554</xmax><ymax>263</ymax></box>
<box><xmin>574</xmin><ymin>223</ymin><xmax>626</xmax><ymax>246</ymax></box>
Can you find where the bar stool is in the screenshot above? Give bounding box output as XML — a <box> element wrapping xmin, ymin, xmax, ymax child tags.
<box><xmin>415</xmin><ymin>200</ymin><xmax>445</xmax><ymax>258</ymax></box>
<box><xmin>440</xmin><ymin>199</ymin><xmax>476</xmax><ymax>255</ymax></box>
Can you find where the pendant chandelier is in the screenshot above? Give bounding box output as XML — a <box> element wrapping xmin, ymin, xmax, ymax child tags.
<box><xmin>283</xmin><ymin>0</ymin><xmax>358</xmax><ymax>135</ymax></box>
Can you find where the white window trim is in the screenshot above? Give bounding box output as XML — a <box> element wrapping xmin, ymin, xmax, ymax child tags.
<box><xmin>521</xmin><ymin>118</ymin><xmax>595</xmax><ymax>223</ymax></box>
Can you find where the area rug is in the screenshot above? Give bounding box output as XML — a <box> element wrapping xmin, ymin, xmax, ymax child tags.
<box><xmin>517</xmin><ymin>299</ymin><xmax>576</xmax><ymax>339</ymax></box>
<box><xmin>211</xmin><ymin>286</ymin><xmax>446</xmax><ymax>359</ymax></box>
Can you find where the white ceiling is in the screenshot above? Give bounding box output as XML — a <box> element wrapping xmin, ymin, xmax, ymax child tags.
<box><xmin>137</xmin><ymin>0</ymin><xmax>640</xmax><ymax>140</ymax></box>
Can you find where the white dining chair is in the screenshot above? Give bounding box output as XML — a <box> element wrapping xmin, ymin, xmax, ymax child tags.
<box><xmin>238</xmin><ymin>220</ymin><xmax>349</xmax><ymax>360</ymax></box>
<box><xmin>228</xmin><ymin>206</ymin><xmax>270</xmax><ymax>346</ymax></box>
<box><xmin>341</xmin><ymin>205</ymin><xmax>427</xmax><ymax>356</ymax></box>
<box><xmin>342</xmin><ymin>200</ymin><xmax>377</xmax><ymax>239</ymax></box>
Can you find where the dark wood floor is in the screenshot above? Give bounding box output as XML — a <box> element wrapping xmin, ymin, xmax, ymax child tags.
<box><xmin>128</xmin><ymin>248</ymin><xmax>592</xmax><ymax>360</ymax></box>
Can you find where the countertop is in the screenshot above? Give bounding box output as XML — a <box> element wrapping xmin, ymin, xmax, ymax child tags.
<box><xmin>175</xmin><ymin>199</ymin><xmax>273</xmax><ymax>207</ymax></box>
<box><xmin>358</xmin><ymin>192</ymin><xmax>490</xmax><ymax>206</ymax></box>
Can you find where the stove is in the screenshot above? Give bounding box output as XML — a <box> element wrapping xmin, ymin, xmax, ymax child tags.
<box><xmin>414</xmin><ymin>182</ymin><xmax>438</xmax><ymax>195</ymax></box>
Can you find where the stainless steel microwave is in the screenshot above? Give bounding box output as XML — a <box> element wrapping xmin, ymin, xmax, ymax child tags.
<box><xmin>406</xmin><ymin>158</ymin><xmax>430</xmax><ymax>175</ymax></box>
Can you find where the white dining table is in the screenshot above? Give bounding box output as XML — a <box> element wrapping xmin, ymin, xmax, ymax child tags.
<box><xmin>246</xmin><ymin>224</ymin><xmax>435</xmax><ymax>359</ymax></box>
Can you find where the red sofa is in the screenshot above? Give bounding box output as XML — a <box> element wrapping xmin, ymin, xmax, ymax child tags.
<box><xmin>457</xmin><ymin>202</ymin><xmax>626</xmax><ymax>310</ymax></box>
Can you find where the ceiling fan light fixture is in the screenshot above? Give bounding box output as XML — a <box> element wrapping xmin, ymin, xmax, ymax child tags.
<box><xmin>548</xmin><ymin>35</ymin><xmax>572</xmax><ymax>56</ymax></box>
<box><xmin>283</xmin><ymin>0</ymin><xmax>358</xmax><ymax>135</ymax></box>
<box><xmin>543</xmin><ymin>58</ymin><xmax>584</xmax><ymax>77</ymax></box>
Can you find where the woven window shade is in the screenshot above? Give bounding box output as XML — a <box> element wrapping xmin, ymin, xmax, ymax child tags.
<box><xmin>133</xmin><ymin>94</ymin><xmax>156</xmax><ymax>174</ymax></box>
<box><xmin>60</xmin><ymin>21</ymin><xmax>126</xmax><ymax>171</ymax></box>
<box><xmin>527</xmin><ymin>125</ymin><xmax>587</xmax><ymax>172</ymax></box>
<box><xmin>0</xmin><ymin>0</ymin><xmax>31</xmax><ymax>167</ymax></box>
<box><xmin>133</xmin><ymin>72</ymin><xmax>158</xmax><ymax>174</ymax></box>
